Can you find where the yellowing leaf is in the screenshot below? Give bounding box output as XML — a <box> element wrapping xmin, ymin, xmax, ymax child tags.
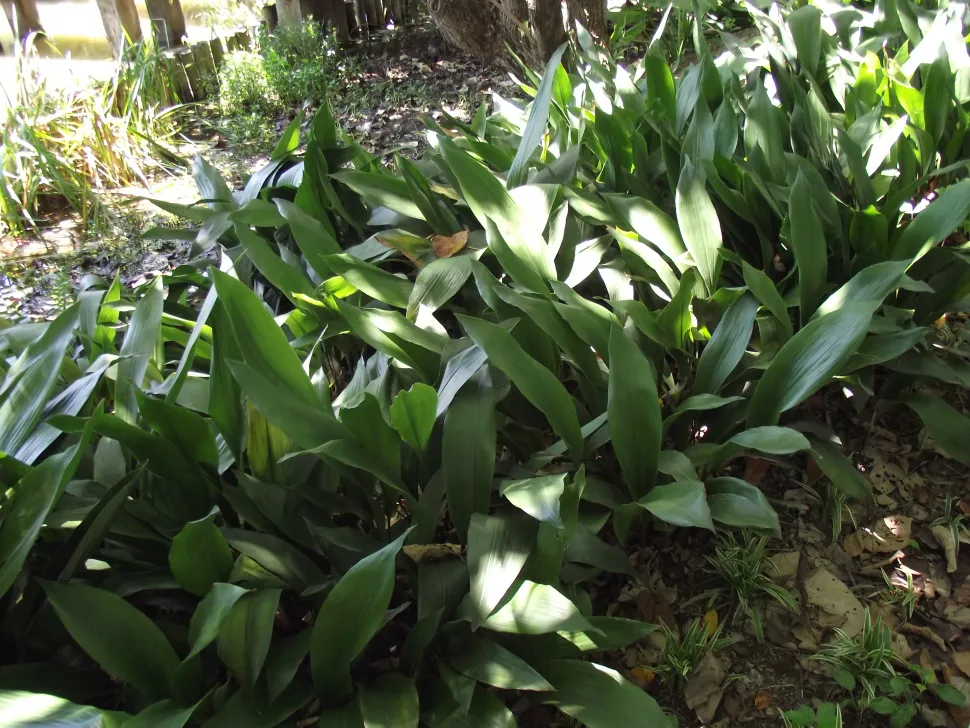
<box><xmin>702</xmin><ymin>609</ymin><xmax>719</xmax><ymax>637</ymax></box>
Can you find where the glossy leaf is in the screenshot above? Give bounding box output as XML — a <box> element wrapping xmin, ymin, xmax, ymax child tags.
<box><xmin>747</xmin><ymin>305</ymin><xmax>874</xmax><ymax>426</ymax></box>
<box><xmin>467</xmin><ymin>514</ymin><xmax>535</xmax><ymax>629</ymax></box>
<box><xmin>311</xmin><ymin>530</ymin><xmax>409</xmax><ymax>701</ymax></box>
<box><xmin>186</xmin><ymin>583</ymin><xmax>248</xmax><ymax>661</ymax></box>
<box><xmin>637</xmin><ymin>481</ymin><xmax>714</xmax><ymax>530</ymax></box>
<box><xmin>42</xmin><ymin>581</ymin><xmax>180</xmax><ymax>702</ymax></box>
<box><xmin>706</xmin><ymin>477</ymin><xmax>780</xmax><ymax>534</ymax></box>
<box><xmin>476</xmin><ymin>581</ymin><xmax>594</xmax><ymax>634</ymax></box>
<box><xmin>450</xmin><ymin>636</ymin><xmax>553</xmax><ymax>691</ymax></box>
<box><xmin>788</xmin><ymin>172</ymin><xmax>828</xmax><ymax>323</ymax></box>
<box><xmin>217</xmin><ymin>588</ymin><xmax>281</xmax><ymax>688</ymax></box>
<box><xmin>169</xmin><ymin>514</ymin><xmax>233</xmax><ymax>596</ymax></box>
<box><xmin>508</xmin><ymin>44</ymin><xmax>568</xmax><ymax>187</ymax></box>
<box><xmin>694</xmin><ymin>294</ymin><xmax>758</xmax><ymax>394</ymax></box>
<box><xmin>608</xmin><ymin>326</ymin><xmax>661</xmax><ymax>498</ymax></box>
<box><xmin>676</xmin><ymin>158</ymin><xmax>722</xmax><ymax>293</ymax></box>
<box><xmin>389</xmin><ymin>383</ymin><xmax>438</xmax><ymax>454</ymax></box>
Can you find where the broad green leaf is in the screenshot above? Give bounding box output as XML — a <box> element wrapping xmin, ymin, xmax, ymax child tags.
<box><xmin>169</xmin><ymin>514</ymin><xmax>233</xmax><ymax>596</ymax></box>
<box><xmin>789</xmin><ymin>172</ymin><xmax>828</xmax><ymax>323</ymax></box>
<box><xmin>459</xmin><ymin>315</ymin><xmax>582</xmax><ymax>461</ymax></box>
<box><xmin>508</xmin><ymin>44</ymin><xmax>568</xmax><ymax>187</ymax></box>
<box><xmin>235</xmin><ymin>224</ymin><xmax>314</xmax><ymax>306</ymax></box>
<box><xmin>788</xmin><ymin>5</ymin><xmax>822</xmax><ymax>75</ymax></box>
<box><xmin>443</xmin><ymin>368</ymin><xmax>496</xmax><ymax>543</ymax></box>
<box><xmin>809</xmin><ymin>439</ymin><xmax>870</xmax><ymax>499</ymax></box>
<box><xmin>606</xmin><ymin>194</ymin><xmax>688</xmax><ymax>265</ymax></box>
<box><xmin>275</xmin><ymin>199</ymin><xmax>342</xmax><ymax>278</ymax></box>
<box><xmin>333</xmin><ymin>170</ymin><xmax>425</xmax><ymax>220</ymax></box>
<box><xmin>706</xmin><ymin>477</ymin><xmax>780</xmax><ymax>534</ymax></box>
<box><xmin>608</xmin><ymin>326</ymin><xmax>661</xmax><ymax>498</ymax></box>
<box><xmin>893</xmin><ymin>180</ymin><xmax>970</xmax><ymax>260</ymax></box>
<box><xmin>477</xmin><ymin>581</ymin><xmax>594</xmax><ymax>635</ymax></box>
<box><xmin>637</xmin><ymin>481</ymin><xmax>714</xmax><ymax>530</ymax></box>
<box><xmin>644</xmin><ymin>52</ymin><xmax>676</xmax><ymax>126</ymax></box>
<box><xmin>324</xmin><ymin>254</ymin><xmax>414</xmax><ymax>309</ymax></box>
<box><xmin>467</xmin><ymin>514</ymin><xmax>535</xmax><ymax>629</ymax></box>
<box><xmin>898</xmin><ymin>393</ymin><xmax>970</xmax><ymax>466</ymax></box>
<box><xmin>192</xmin><ymin>155</ymin><xmax>234</xmax><ymax>205</ymax></box>
<box><xmin>271</xmin><ymin>111</ymin><xmax>303</xmax><ymax>160</ymax></box>
<box><xmin>539</xmin><ymin>660</ymin><xmax>669</xmax><ymax>728</ymax></box>
<box><xmin>265</xmin><ymin>631</ymin><xmax>312</xmax><ymax>703</ymax></box>
<box><xmin>676</xmin><ymin>158</ymin><xmax>722</xmax><ymax>293</ymax></box>
<box><xmin>0</xmin><ymin>304</ymin><xmax>78</xmax><ymax>454</ymax></box>
<box><xmin>340</xmin><ymin>392</ymin><xmax>401</xmax><ymax>476</ymax></box>
<box><xmin>747</xmin><ymin>304</ymin><xmax>874</xmax><ymax>426</ymax></box>
<box><xmin>815</xmin><ymin>260</ymin><xmax>910</xmax><ymax>318</ymax></box>
<box><xmin>399</xmin><ymin>156</ymin><xmax>459</xmax><ymax>234</ymax></box>
<box><xmin>695</xmin><ymin>294</ymin><xmax>758</xmax><ymax>394</ymax></box>
<box><xmin>217</xmin><ymin>588</ymin><xmax>281</xmax><ymax>688</ymax></box>
<box><xmin>450</xmin><ymin>635</ymin><xmax>553</xmax><ymax>691</ymax></box>
<box><xmin>359</xmin><ymin>673</ymin><xmax>419</xmax><ymax>728</ymax></box>
<box><xmin>440</xmin><ymin>139</ymin><xmax>554</xmax><ymax>292</ymax></box>
<box><xmin>211</xmin><ymin>269</ymin><xmax>317</xmax><ymax>402</ymax></box>
<box><xmin>500</xmin><ymin>474</ymin><xmax>566</xmax><ymax>527</ymax></box>
<box><xmin>0</xmin><ymin>442</ymin><xmax>84</xmax><ymax>597</ymax></box>
<box><xmin>116</xmin><ymin>279</ymin><xmax>163</xmax><ymax>424</ymax></box>
<box><xmin>0</xmin><ymin>691</ymin><xmax>126</xmax><ymax>727</ymax></box>
<box><xmin>137</xmin><ymin>392</ymin><xmax>218</xmax><ymax>465</ymax></box>
<box><xmin>186</xmin><ymin>583</ymin><xmax>248</xmax><ymax>661</ymax></box>
<box><xmin>674</xmin><ymin>394</ymin><xmax>745</xmax><ymax>413</ymax></box>
<box><xmin>565</xmin><ymin>528</ymin><xmax>636</xmax><ymax>576</ymax></box>
<box><xmin>229</xmin><ymin>360</ymin><xmax>346</xmax><ymax>452</ymax></box>
<box><xmin>727</xmin><ymin>426</ymin><xmax>811</xmax><ymax>455</ymax></box>
<box><xmin>311</xmin><ymin>530</ymin><xmax>409</xmax><ymax>701</ymax></box>
<box><xmin>741</xmin><ymin>261</ymin><xmax>792</xmax><ymax>338</ymax></box>
<box><xmin>42</xmin><ymin>581</ymin><xmax>180</xmax><ymax>702</ymax></box>
<box><xmin>389</xmin><ymin>383</ymin><xmax>438</xmax><ymax>454</ymax></box>
<box><xmin>124</xmin><ymin>700</ymin><xmax>196</xmax><ymax>728</ymax></box>
<box><xmin>336</xmin><ymin>302</ymin><xmax>444</xmax><ymax>382</ymax></box>
<box><xmin>223</xmin><ymin>529</ymin><xmax>326</xmax><ymax>590</ymax></box>
<box><xmin>557</xmin><ymin>617</ymin><xmax>657</xmax><ymax>652</ymax></box>
<box><xmin>407</xmin><ymin>255</ymin><xmax>474</xmax><ymax>319</ymax></box>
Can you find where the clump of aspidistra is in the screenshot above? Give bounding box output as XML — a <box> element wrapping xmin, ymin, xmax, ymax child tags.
<box><xmin>3</xmin><ymin>0</ymin><xmax>970</xmax><ymax>724</ymax></box>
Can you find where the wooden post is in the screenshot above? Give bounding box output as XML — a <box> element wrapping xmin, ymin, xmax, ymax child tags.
<box><xmin>145</xmin><ymin>0</ymin><xmax>187</xmax><ymax>49</ymax></box>
<box><xmin>164</xmin><ymin>48</ymin><xmax>194</xmax><ymax>101</ymax></box>
<box><xmin>95</xmin><ymin>0</ymin><xmax>142</xmax><ymax>58</ymax></box>
<box><xmin>178</xmin><ymin>46</ymin><xmax>201</xmax><ymax>100</ymax></box>
<box><xmin>208</xmin><ymin>36</ymin><xmax>225</xmax><ymax>67</ymax></box>
<box><xmin>261</xmin><ymin>3</ymin><xmax>278</xmax><ymax>31</ymax></box>
<box><xmin>191</xmin><ymin>41</ymin><xmax>216</xmax><ymax>96</ymax></box>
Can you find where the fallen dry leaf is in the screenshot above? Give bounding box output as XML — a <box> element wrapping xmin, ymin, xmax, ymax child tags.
<box><xmin>901</xmin><ymin>623</ymin><xmax>947</xmax><ymax>651</ymax></box>
<box><xmin>954</xmin><ymin>652</ymin><xmax>970</xmax><ymax>678</ymax></box>
<box><xmin>843</xmin><ymin>515</ymin><xmax>912</xmax><ymax>556</ymax></box>
<box><xmin>743</xmin><ymin>456</ymin><xmax>771</xmax><ymax>485</ymax></box>
<box><xmin>804</xmin><ymin>566</ymin><xmax>865</xmax><ymax>636</ymax></box>
<box><xmin>944</xmin><ymin>602</ymin><xmax>970</xmax><ymax>628</ymax></box>
<box><xmin>684</xmin><ymin>653</ymin><xmax>724</xmax><ymax>725</ymax></box>
<box><xmin>768</xmin><ymin>551</ymin><xmax>800</xmax><ymax>584</ymax></box>
<box><xmin>432</xmin><ymin>230</ymin><xmax>468</xmax><ymax>258</ymax></box>
<box><xmin>754</xmin><ymin>690</ymin><xmax>771</xmax><ymax>711</ymax></box>
<box><xmin>954</xmin><ymin>575</ymin><xmax>970</xmax><ymax>606</ymax></box>
<box><xmin>931</xmin><ymin>524</ymin><xmax>959</xmax><ymax>573</ymax></box>
<box><xmin>892</xmin><ymin>633</ymin><xmax>915</xmax><ymax>661</ymax></box>
<box><xmin>637</xmin><ymin>589</ymin><xmax>677</xmax><ymax>631</ymax></box>
<box><xmin>919</xmin><ymin>705</ymin><xmax>948</xmax><ymax>727</ymax></box>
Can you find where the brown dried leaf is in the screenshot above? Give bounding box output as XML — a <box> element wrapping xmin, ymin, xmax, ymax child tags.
<box><xmin>637</xmin><ymin>589</ymin><xmax>677</xmax><ymax>631</ymax></box>
<box><xmin>931</xmin><ymin>524</ymin><xmax>959</xmax><ymax>573</ymax></box>
<box><xmin>804</xmin><ymin>567</ymin><xmax>865</xmax><ymax>636</ymax></box>
<box><xmin>955</xmin><ymin>652</ymin><xmax>970</xmax><ymax>678</ymax></box>
<box><xmin>844</xmin><ymin>515</ymin><xmax>912</xmax><ymax>555</ymax></box>
<box><xmin>754</xmin><ymin>690</ymin><xmax>772</xmax><ymax>711</ymax></box>
<box><xmin>684</xmin><ymin>653</ymin><xmax>724</xmax><ymax>724</ymax></box>
<box><xmin>432</xmin><ymin>230</ymin><xmax>468</xmax><ymax>258</ymax></box>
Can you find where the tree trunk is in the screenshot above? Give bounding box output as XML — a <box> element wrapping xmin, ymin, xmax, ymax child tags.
<box><xmin>2</xmin><ymin>0</ymin><xmax>45</xmax><ymax>44</ymax></box>
<box><xmin>566</xmin><ymin>0</ymin><xmax>606</xmax><ymax>41</ymax></box>
<box><xmin>428</xmin><ymin>0</ymin><xmax>604</xmax><ymax>65</ymax></box>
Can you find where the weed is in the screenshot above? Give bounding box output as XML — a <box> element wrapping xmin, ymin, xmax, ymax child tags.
<box><xmin>217</xmin><ymin>50</ymin><xmax>282</xmax><ymax>116</ymax></box>
<box><xmin>931</xmin><ymin>495</ymin><xmax>968</xmax><ymax>559</ymax></box>
<box><xmin>880</xmin><ymin>568</ymin><xmax>918</xmax><ymax>621</ymax></box>
<box><xmin>707</xmin><ymin>532</ymin><xmax>798</xmax><ymax>643</ymax></box>
<box><xmin>653</xmin><ymin>617</ymin><xmax>733</xmax><ymax>684</ymax></box>
<box><xmin>811</xmin><ymin>609</ymin><xmax>896</xmax><ymax>702</ymax></box>
<box><xmin>1</xmin><ymin>35</ymin><xmax>184</xmax><ymax>236</ymax></box>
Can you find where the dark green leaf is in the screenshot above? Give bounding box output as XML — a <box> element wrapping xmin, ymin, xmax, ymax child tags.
<box><xmin>217</xmin><ymin>589</ymin><xmax>281</xmax><ymax>688</ymax></box>
<box><xmin>898</xmin><ymin>393</ymin><xmax>970</xmax><ymax>466</ymax></box>
<box><xmin>508</xmin><ymin>44</ymin><xmax>568</xmax><ymax>187</ymax></box>
<box><xmin>789</xmin><ymin>172</ymin><xmax>828</xmax><ymax>323</ymax></box>
<box><xmin>608</xmin><ymin>326</ymin><xmax>661</xmax><ymax>498</ymax></box>
<box><xmin>450</xmin><ymin>636</ymin><xmax>553</xmax><ymax>691</ymax></box>
<box><xmin>676</xmin><ymin>158</ymin><xmax>722</xmax><ymax>293</ymax></box>
<box><xmin>169</xmin><ymin>514</ymin><xmax>233</xmax><ymax>596</ymax></box>
<box><xmin>706</xmin><ymin>477</ymin><xmax>780</xmax><ymax>535</ymax></box>
<box><xmin>695</xmin><ymin>294</ymin><xmax>758</xmax><ymax>394</ymax></box>
<box><xmin>637</xmin><ymin>481</ymin><xmax>714</xmax><ymax>530</ymax></box>
<box><xmin>311</xmin><ymin>530</ymin><xmax>409</xmax><ymax>701</ymax></box>
<box><xmin>42</xmin><ymin>581</ymin><xmax>180</xmax><ymax>702</ymax></box>
<box><xmin>186</xmin><ymin>583</ymin><xmax>248</xmax><ymax>661</ymax></box>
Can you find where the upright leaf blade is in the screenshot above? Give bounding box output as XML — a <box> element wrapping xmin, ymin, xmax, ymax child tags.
<box><xmin>467</xmin><ymin>514</ymin><xmax>535</xmax><ymax>629</ymax></box>
<box><xmin>508</xmin><ymin>44</ymin><xmax>568</xmax><ymax>188</ymax></box>
<box><xmin>217</xmin><ymin>588</ymin><xmax>281</xmax><ymax>688</ymax></box>
<box><xmin>311</xmin><ymin>530</ymin><xmax>409</xmax><ymax>701</ymax></box>
<box><xmin>676</xmin><ymin>159</ymin><xmax>722</xmax><ymax>293</ymax></box>
<box><xmin>608</xmin><ymin>327</ymin><xmax>661</xmax><ymax>498</ymax></box>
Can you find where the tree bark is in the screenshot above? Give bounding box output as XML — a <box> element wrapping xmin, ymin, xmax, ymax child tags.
<box><xmin>427</xmin><ymin>0</ymin><xmax>604</xmax><ymax>64</ymax></box>
<box><xmin>95</xmin><ymin>0</ymin><xmax>143</xmax><ymax>58</ymax></box>
<box><xmin>1</xmin><ymin>0</ymin><xmax>45</xmax><ymax>44</ymax></box>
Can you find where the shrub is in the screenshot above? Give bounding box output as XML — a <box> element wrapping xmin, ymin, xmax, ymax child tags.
<box><xmin>217</xmin><ymin>49</ymin><xmax>283</xmax><ymax>116</ymax></box>
<box><xmin>261</xmin><ymin>21</ymin><xmax>343</xmax><ymax>107</ymax></box>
